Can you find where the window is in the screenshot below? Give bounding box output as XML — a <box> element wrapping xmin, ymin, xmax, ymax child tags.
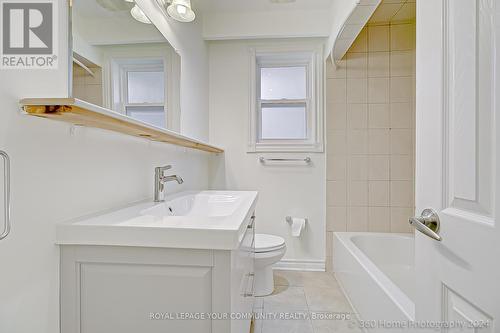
<box><xmin>260</xmin><ymin>66</ymin><xmax>307</xmax><ymax>140</ymax></box>
<box><xmin>249</xmin><ymin>47</ymin><xmax>323</xmax><ymax>152</ymax></box>
<box><xmin>112</xmin><ymin>58</ymin><xmax>167</xmax><ymax>128</ymax></box>
<box><xmin>105</xmin><ymin>44</ymin><xmax>181</xmax><ymax>132</ymax></box>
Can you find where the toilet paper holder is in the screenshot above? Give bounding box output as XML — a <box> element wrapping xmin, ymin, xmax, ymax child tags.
<box><xmin>286</xmin><ymin>216</ymin><xmax>307</xmax><ymax>237</ymax></box>
<box><xmin>285</xmin><ymin>216</ymin><xmax>308</xmax><ymax>224</ymax></box>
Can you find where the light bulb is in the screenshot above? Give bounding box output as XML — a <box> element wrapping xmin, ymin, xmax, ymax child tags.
<box><xmin>130</xmin><ymin>4</ymin><xmax>151</xmax><ymax>24</ymax></box>
<box><xmin>176</xmin><ymin>5</ymin><xmax>187</xmax><ymax>15</ymax></box>
<box><xmin>166</xmin><ymin>0</ymin><xmax>195</xmax><ymax>22</ymax></box>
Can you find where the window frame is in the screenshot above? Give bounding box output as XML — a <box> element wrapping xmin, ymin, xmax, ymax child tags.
<box><xmin>102</xmin><ymin>44</ymin><xmax>181</xmax><ymax>132</ymax></box>
<box><xmin>120</xmin><ymin>61</ymin><xmax>165</xmax><ymax>122</ymax></box>
<box><xmin>248</xmin><ymin>45</ymin><xmax>324</xmax><ymax>152</ymax></box>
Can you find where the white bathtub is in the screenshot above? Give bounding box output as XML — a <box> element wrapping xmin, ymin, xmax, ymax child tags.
<box><xmin>333</xmin><ymin>232</ymin><xmax>415</xmax><ymax>327</ymax></box>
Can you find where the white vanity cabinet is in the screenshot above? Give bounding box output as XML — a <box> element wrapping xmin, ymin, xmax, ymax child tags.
<box><xmin>58</xmin><ymin>191</ymin><xmax>258</xmax><ymax>333</ymax></box>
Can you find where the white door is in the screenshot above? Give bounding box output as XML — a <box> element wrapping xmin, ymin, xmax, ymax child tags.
<box><xmin>415</xmin><ymin>0</ymin><xmax>500</xmax><ymax>331</ymax></box>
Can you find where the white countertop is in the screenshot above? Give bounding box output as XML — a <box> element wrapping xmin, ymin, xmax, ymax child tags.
<box><xmin>56</xmin><ymin>191</ymin><xmax>258</xmax><ymax>250</ymax></box>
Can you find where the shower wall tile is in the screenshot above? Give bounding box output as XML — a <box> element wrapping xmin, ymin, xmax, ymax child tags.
<box><xmin>348</xmin><ymin>207</ymin><xmax>369</xmax><ymax>231</ymax></box>
<box><xmin>391</xmin><ymin>24</ymin><xmax>413</xmax><ymax>51</ymax></box>
<box><xmin>390</xmin><ymin>181</ymin><xmax>413</xmax><ymax>207</ymax></box>
<box><xmin>327</xmin><ymin>206</ymin><xmax>347</xmax><ymax>232</ymax></box>
<box><xmin>325</xmin><ymin>22</ymin><xmax>415</xmax><ymax>269</ymax></box>
<box><xmin>348</xmin><ymin>130</ymin><xmax>368</xmax><ymax>155</ymax></box>
<box><xmin>327</xmin><ymin>130</ymin><xmax>347</xmax><ymax>155</ymax></box>
<box><xmin>327</xmin><ymin>79</ymin><xmax>347</xmax><ymax>103</ymax></box>
<box><xmin>368</xmin><ymin>155</ymin><xmax>390</xmax><ymax>180</ymax></box>
<box><xmin>390</xmin><ymin>207</ymin><xmax>413</xmax><ymax>232</ymax></box>
<box><xmin>347</xmin><ymin>52</ymin><xmax>368</xmax><ymax>78</ymax></box>
<box><xmin>369</xmin><ymin>104</ymin><xmax>390</xmax><ymax>128</ymax></box>
<box><xmin>390</xmin><ymin>102</ymin><xmax>411</xmax><ymax>128</ymax></box>
<box><xmin>390</xmin><ymin>51</ymin><xmax>413</xmax><ymax>76</ymax></box>
<box><xmin>368</xmin><ymin>51</ymin><xmax>390</xmax><ymax>77</ymax></box>
<box><xmin>347</xmin><ymin>78</ymin><xmax>368</xmax><ymax>103</ymax></box>
<box><xmin>368</xmin><ymin>129</ymin><xmax>390</xmax><ymax>154</ymax></box>
<box><xmin>368</xmin><ymin>78</ymin><xmax>390</xmax><ymax>103</ymax></box>
<box><xmin>368</xmin><ymin>207</ymin><xmax>391</xmax><ymax>232</ymax></box>
<box><xmin>72</xmin><ymin>64</ymin><xmax>103</xmax><ymax>106</ymax></box>
<box><xmin>327</xmin><ymin>181</ymin><xmax>347</xmax><ymax>206</ymax></box>
<box><xmin>349</xmin><ymin>156</ymin><xmax>368</xmax><ymax>180</ymax></box>
<box><xmin>327</xmin><ymin>155</ymin><xmax>347</xmax><ymax>181</ymax></box>
<box><xmin>390</xmin><ymin>129</ymin><xmax>412</xmax><ymax>154</ymax></box>
<box><xmin>349</xmin><ymin>181</ymin><xmax>369</xmax><ymax>206</ymax></box>
<box><xmin>327</xmin><ymin>103</ymin><xmax>347</xmax><ymax>130</ymax></box>
<box><xmin>368</xmin><ymin>25</ymin><xmax>390</xmax><ymax>52</ymax></box>
<box><xmin>347</xmin><ymin>104</ymin><xmax>368</xmax><ymax>129</ymax></box>
<box><xmin>368</xmin><ymin>181</ymin><xmax>390</xmax><ymax>206</ymax></box>
<box><xmin>390</xmin><ymin>77</ymin><xmax>413</xmax><ymax>102</ymax></box>
<box><xmin>390</xmin><ymin>155</ymin><xmax>412</xmax><ymax>180</ymax></box>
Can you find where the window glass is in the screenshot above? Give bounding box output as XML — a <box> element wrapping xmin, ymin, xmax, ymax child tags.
<box><xmin>260</xmin><ymin>66</ymin><xmax>307</xmax><ymax>100</ymax></box>
<box><xmin>261</xmin><ymin>105</ymin><xmax>307</xmax><ymax>140</ymax></box>
<box><xmin>127</xmin><ymin>71</ymin><xmax>164</xmax><ymax>104</ymax></box>
<box><xmin>126</xmin><ymin>106</ymin><xmax>165</xmax><ymax>128</ymax></box>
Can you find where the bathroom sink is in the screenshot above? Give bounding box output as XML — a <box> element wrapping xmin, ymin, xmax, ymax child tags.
<box><xmin>141</xmin><ymin>192</ymin><xmax>242</xmax><ymax>217</ymax></box>
<box><xmin>56</xmin><ymin>190</ymin><xmax>258</xmax><ymax>250</ymax></box>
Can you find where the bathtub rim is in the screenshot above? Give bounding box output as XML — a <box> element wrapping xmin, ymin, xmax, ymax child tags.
<box><xmin>333</xmin><ymin>232</ymin><xmax>415</xmax><ymax>321</ymax></box>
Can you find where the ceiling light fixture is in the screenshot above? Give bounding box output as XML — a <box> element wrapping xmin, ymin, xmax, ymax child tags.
<box><xmin>130</xmin><ymin>4</ymin><xmax>152</xmax><ymax>24</ymax></box>
<box><xmin>157</xmin><ymin>0</ymin><xmax>195</xmax><ymax>23</ymax></box>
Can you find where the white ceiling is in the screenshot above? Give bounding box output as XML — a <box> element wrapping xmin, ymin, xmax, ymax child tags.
<box><xmin>192</xmin><ymin>0</ymin><xmax>334</xmax><ymax>13</ymax></box>
<box><xmin>72</xmin><ymin>0</ymin><xmax>164</xmax><ymax>46</ymax></box>
<box><xmin>73</xmin><ymin>0</ymin><xmax>133</xmax><ymax>19</ymax></box>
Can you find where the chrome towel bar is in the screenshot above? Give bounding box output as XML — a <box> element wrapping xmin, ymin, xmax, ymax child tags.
<box><xmin>259</xmin><ymin>157</ymin><xmax>311</xmax><ymax>164</ymax></box>
<box><xmin>0</xmin><ymin>150</ymin><xmax>11</xmax><ymax>240</ymax></box>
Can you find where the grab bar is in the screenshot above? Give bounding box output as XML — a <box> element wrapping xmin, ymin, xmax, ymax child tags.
<box><xmin>259</xmin><ymin>157</ymin><xmax>311</xmax><ymax>164</ymax></box>
<box><xmin>0</xmin><ymin>150</ymin><xmax>11</xmax><ymax>240</ymax></box>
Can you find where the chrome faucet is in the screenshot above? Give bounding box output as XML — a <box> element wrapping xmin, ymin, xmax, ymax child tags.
<box><xmin>154</xmin><ymin>165</ymin><xmax>184</xmax><ymax>202</ymax></box>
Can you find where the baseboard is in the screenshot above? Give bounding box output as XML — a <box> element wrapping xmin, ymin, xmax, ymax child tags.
<box><xmin>272</xmin><ymin>259</ymin><xmax>325</xmax><ymax>271</ymax></box>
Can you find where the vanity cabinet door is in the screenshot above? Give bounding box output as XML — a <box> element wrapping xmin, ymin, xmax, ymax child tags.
<box><xmin>61</xmin><ymin>246</ymin><xmax>214</xmax><ymax>333</ymax></box>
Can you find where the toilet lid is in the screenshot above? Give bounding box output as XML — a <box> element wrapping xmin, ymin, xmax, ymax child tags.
<box><xmin>254</xmin><ymin>234</ymin><xmax>286</xmax><ymax>253</ymax></box>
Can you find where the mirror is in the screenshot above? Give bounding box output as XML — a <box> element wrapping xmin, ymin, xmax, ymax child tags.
<box><xmin>70</xmin><ymin>0</ymin><xmax>181</xmax><ymax>132</ymax></box>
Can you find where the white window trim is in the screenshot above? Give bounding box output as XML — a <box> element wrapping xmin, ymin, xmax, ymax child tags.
<box><xmin>102</xmin><ymin>44</ymin><xmax>181</xmax><ymax>132</ymax></box>
<box><xmin>248</xmin><ymin>44</ymin><xmax>324</xmax><ymax>153</ymax></box>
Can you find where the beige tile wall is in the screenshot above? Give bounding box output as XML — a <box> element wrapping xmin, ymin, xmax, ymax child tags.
<box><xmin>72</xmin><ymin>63</ymin><xmax>103</xmax><ymax>106</ymax></box>
<box><xmin>325</xmin><ymin>22</ymin><xmax>416</xmax><ymax>271</ymax></box>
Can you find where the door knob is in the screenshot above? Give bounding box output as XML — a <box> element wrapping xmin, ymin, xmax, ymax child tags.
<box><xmin>409</xmin><ymin>209</ymin><xmax>442</xmax><ymax>241</ymax></box>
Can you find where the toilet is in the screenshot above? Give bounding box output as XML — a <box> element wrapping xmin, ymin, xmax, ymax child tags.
<box><xmin>254</xmin><ymin>233</ymin><xmax>286</xmax><ymax>296</ymax></box>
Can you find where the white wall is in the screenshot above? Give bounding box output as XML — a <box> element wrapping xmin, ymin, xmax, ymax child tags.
<box><xmin>73</xmin><ymin>13</ymin><xmax>165</xmax><ymax>46</ymax></box>
<box><xmin>203</xmin><ymin>10</ymin><xmax>332</xmax><ymax>40</ymax></box>
<box><xmin>0</xmin><ymin>0</ymin><xmax>211</xmax><ymax>332</ymax></box>
<box><xmin>208</xmin><ymin>39</ymin><xmax>326</xmax><ymax>270</ymax></box>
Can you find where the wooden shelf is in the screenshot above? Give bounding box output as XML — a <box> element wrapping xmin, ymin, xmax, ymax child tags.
<box><xmin>20</xmin><ymin>98</ymin><xmax>224</xmax><ymax>153</ymax></box>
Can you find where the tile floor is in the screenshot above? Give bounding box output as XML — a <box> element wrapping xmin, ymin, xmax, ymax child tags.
<box><xmin>253</xmin><ymin>270</ymin><xmax>362</xmax><ymax>333</ymax></box>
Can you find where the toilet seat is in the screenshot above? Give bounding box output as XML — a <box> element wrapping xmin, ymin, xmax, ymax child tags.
<box><xmin>255</xmin><ymin>234</ymin><xmax>285</xmax><ymax>253</ymax></box>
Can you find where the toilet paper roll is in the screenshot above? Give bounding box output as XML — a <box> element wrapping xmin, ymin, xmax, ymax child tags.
<box><xmin>291</xmin><ymin>217</ymin><xmax>306</xmax><ymax>237</ymax></box>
